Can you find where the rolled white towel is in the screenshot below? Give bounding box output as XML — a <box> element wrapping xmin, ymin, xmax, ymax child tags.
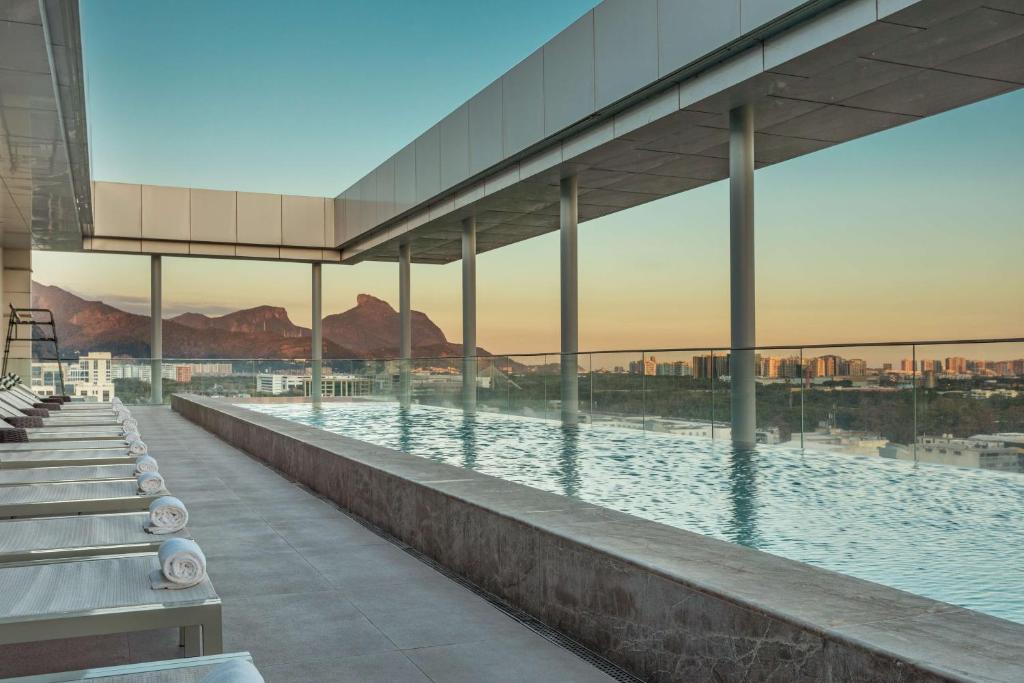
<box><xmin>155</xmin><ymin>538</ymin><xmax>206</xmax><ymax>587</ymax></box>
<box><xmin>122</xmin><ymin>420</ymin><xmax>138</xmax><ymax>432</ymax></box>
<box><xmin>137</xmin><ymin>471</ymin><xmax>165</xmax><ymax>494</ymax></box>
<box><xmin>124</xmin><ymin>430</ymin><xmax>142</xmax><ymax>442</ymax></box>
<box><xmin>128</xmin><ymin>439</ymin><xmax>148</xmax><ymax>456</ymax></box>
<box><xmin>134</xmin><ymin>454</ymin><xmax>159</xmax><ymax>474</ymax></box>
<box><xmin>201</xmin><ymin>660</ymin><xmax>265</xmax><ymax>683</ymax></box>
<box><xmin>147</xmin><ymin>495</ymin><xmax>188</xmax><ymax>533</ymax></box>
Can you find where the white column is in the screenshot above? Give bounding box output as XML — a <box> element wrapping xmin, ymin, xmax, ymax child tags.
<box><xmin>560</xmin><ymin>175</ymin><xmax>579</xmax><ymax>425</ymax></box>
<box><xmin>150</xmin><ymin>254</ymin><xmax>162</xmax><ymax>405</ymax></box>
<box><xmin>311</xmin><ymin>262</ymin><xmax>322</xmax><ymax>404</ymax></box>
<box><xmin>398</xmin><ymin>242</ymin><xmax>411</xmax><ymax>409</ymax></box>
<box><xmin>462</xmin><ymin>216</ymin><xmax>477</xmax><ymax>414</ymax></box>
<box><xmin>729</xmin><ymin>105</ymin><xmax>756</xmax><ymax>447</ymax></box>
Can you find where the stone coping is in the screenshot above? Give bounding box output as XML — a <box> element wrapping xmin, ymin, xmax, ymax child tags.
<box><xmin>174</xmin><ymin>395</ymin><xmax>1024</xmax><ymax>682</ymax></box>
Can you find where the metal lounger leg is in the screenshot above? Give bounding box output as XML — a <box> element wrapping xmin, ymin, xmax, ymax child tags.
<box><xmin>182</xmin><ymin>625</ymin><xmax>201</xmax><ymax>657</ymax></box>
<box><xmin>201</xmin><ymin>604</ymin><xmax>223</xmax><ymax>655</ymax></box>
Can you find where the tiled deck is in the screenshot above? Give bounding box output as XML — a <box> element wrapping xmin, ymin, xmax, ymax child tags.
<box><xmin>0</xmin><ymin>406</ymin><xmax>616</xmax><ymax>683</ymax></box>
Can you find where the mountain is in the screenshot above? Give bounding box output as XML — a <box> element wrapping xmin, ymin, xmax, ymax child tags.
<box><xmin>29</xmin><ymin>282</ymin><xmax>487</xmax><ymax>361</ymax></box>
<box><xmin>322</xmin><ymin>294</ymin><xmax>451</xmax><ymax>357</ymax></box>
<box><xmin>171</xmin><ymin>306</ymin><xmax>308</xmax><ymax>338</ymax></box>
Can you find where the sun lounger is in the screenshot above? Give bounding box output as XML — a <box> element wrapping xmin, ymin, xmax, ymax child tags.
<box><xmin>0</xmin><ymin>480</ymin><xmax>164</xmax><ymax>519</ymax></box>
<box><xmin>24</xmin><ymin>432</ymin><xmax>127</xmax><ymax>443</ymax></box>
<box><xmin>2</xmin><ymin>378</ymin><xmax>114</xmax><ymax>413</ymax></box>
<box><xmin>0</xmin><ymin>441</ymin><xmax>132</xmax><ymax>453</ymax></box>
<box><xmin>0</xmin><ymin>400</ymin><xmax>120</xmax><ymax>428</ymax></box>
<box><xmin>0</xmin><ymin>554</ymin><xmax>222</xmax><ymax>657</ymax></box>
<box><xmin>0</xmin><ymin>465</ymin><xmax>136</xmax><ymax>485</ymax></box>
<box><xmin>0</xmin><ymin>512</ymin><xmax>189</xmax><ymax>564</ymax></box>
<box><xmin>0</xmin><ymin>652</ymin><xmax>254</xmax><ymax>682</ymax></box>
<box><xmin>0</xmin><ymin>449</ymin><xmax>134</xmax><ymax>469</ymax></box>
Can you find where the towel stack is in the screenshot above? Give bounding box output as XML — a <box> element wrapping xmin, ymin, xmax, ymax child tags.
<box><xmin>137</xmin><ymin>471</ymin><xmax>166</xmax><ymax>494</ymax></box>
<box><xmin>151</xmin><ymin>538</ymin><xmax>207</xmax><ymax>589</ymax></box>
<box><xmin>147</xmin><ymin>496</ymin><xmax>189</xmax><ymax>534</ymax></box>
<box><xmin>135</xmin><ymin>454</ymin><xmax>159</xmax><ymax>474</ymax></box>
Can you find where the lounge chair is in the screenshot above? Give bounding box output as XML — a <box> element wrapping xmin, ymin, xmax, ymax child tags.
<box><xmin>0</xmin><ymin>512</ymin><xmax>189</xmax><ymax>564</ymax></box>
<box><xmin>0</xmin><ymin>404</ymin><xmax>121</xmax><ymax>430</ymax></box>
<box><xmin>0</xmin><ymin>464</ymin><xmax>136</xmax><ymax>485</ymax></box>
<box><xmin>0</xmin><ymin>652</ymin><xmax>254</xmax><ymax>682</ymax></box>
<box><xmin>0</xmin><ymin>448</ymin><xmax>135</xmax><ymax>469</ymax></box>
<box><xmin>0</xmin><ymin>440</ymin><xmax>132</xmax><ymax>453</ymax></box>
<box><xmin>0</xmin><ymin>480</ymin><xmax>165</xmax><ymax>519</ymax></box>
<box><xmin>2</xmin><ymin>375</ymin><xmax>115</xmax><ymax>412</ymax></box>
<box><xmin>0</xmin><ymin>554</ymin><xmax>222</xmax><ymax>657</ymax></box>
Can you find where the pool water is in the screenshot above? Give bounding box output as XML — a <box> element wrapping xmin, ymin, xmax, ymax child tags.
<box><xmin>245</xmin><ymin>401</ymin><xmax>1024</xmax><ymax>624</ymax></box>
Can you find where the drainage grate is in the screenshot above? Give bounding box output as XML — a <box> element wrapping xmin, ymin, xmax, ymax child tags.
<box><xmin>290</xmin><ymin>482</ymin><xmax>645</xmax><ymax>683</ymax></box>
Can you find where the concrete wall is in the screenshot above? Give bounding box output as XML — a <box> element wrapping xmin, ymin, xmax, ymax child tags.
<box><xmin>173</xmin><ymin>394</ymin><xmax>1024</xmax><ymax>683</ymax></box>
<box><xmin>87</xmin><ymin>181</ymin><xmax>340</xmax><ymax>263</ymax></box>
<box><xmin>2</xmin><ymin>248</ymin><xmax>32</xmax><ymax>379</ymax></box>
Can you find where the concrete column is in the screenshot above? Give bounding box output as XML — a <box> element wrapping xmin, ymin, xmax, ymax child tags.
<box><xmin>311</xmin><ymin>262</ymin><xmax>322</xmax><ymax>404</ymax></box>
<box><xmin>462</xmin><ymin>216</ymin><xmax>477</xmax><ymax>414</ymax></box>
<box><xmin>150</xmin><ymin>255</ymin><xmax>162</xmax><ymax>405</ymax></box>
<box><xmin>398</xmin><ymin>242</ymin><xmax>411</xmax><ymax>408</ymax></box>
<box><xmin>560</xmin><ymin>175</ymin><xmax>579</xmax><ymax>425</ymax></box>
<box><xmin>729</xmin><ymin>105</ymin><xmax>756</xmax><ymax>447</ymax></box>
<box><xmin>1</xmin><ymin>248</ymin><xmax>32</xmax><ymax>382</ymax></box>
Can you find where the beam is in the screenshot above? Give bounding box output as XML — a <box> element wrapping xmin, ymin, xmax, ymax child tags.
<box><xmin>399</xmin><ymin>242</ymin><xmax>411</xmax><ymax>409</ymax></box>
<box><xmin>560</xmin><ymin>175</ymin><xmax>579</xmax><ymax>425</ymax></box>
<box><xmin>150</xmin><ymin>255</ymin><xmax>162</xmax><ymax>405</ymax></box>
<box><xmin>462</xmin><ymin>216</ymin><xmax>477</xmax><ymax>414</ymax></box>
<box><xmin>311</xmin><ymin>262</ymin><xmax>322</xmax><ymax>404</ymax></box>
<box><xmin>729</xmin><ymin>105</ymin><xmax>756</xmax><ymax>447</ymax></box>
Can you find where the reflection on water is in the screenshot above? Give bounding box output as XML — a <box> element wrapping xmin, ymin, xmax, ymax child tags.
<box><xmin>246</xmin><ymin>401</ymin><xmax>1024</xmax><ymax>625</ymax></box>
<box><xmin>727</xmin><ymin>447</ymin><xmax>761</xmax><ymax>550</ymax></box>
<box><xmin>397</xmin><ymin>407</ymin><xmax>413</xmax><ymax>455</ymax></box>
<box><xmin>556</xmin><ymin>425</ymin><xmax>581</xmax><ymax>498</ymax></box>
<box><xmin>458</xmin><ymin>415</ymin><xmax>477</xmax><ymax>470</ymax></box>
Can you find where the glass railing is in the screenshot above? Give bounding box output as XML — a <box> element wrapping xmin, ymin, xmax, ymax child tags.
<box><xmin>10</xmin><ymin>336</ymin><xmax>1024</xmax><ymax>467</ymax></box>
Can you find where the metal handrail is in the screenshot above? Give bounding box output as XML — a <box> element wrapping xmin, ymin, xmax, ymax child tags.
<box><xmin>10</xmin><ymin>335</ymin><xmax>1024</xmax><ymax>364</ymax></box>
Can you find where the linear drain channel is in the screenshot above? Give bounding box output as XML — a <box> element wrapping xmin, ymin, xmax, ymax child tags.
<box><xmin>293</xmin><ymin>482</ymin><xmax>645</xmax><ymax>683</ymax></box>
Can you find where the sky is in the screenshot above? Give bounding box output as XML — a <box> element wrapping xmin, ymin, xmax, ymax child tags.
<box><xmin>33</xmin><ymin>0</ymin><xmax>1024</xmax><ymax>360</ymax></box>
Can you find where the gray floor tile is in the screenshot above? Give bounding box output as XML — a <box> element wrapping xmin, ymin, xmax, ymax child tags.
<box><xmin>302</xmin><ymin>544</ymin><xmax>442</xmax><ymax>590</ymax></box>
<box><xmin>206</xmin><ymin>549</ymin><xmax>332</xmax><ymax>598</ymax></box>
<box><xmin>270</xmin><ymin>516</ymin><xmax>387</xmax><ymax>553</ymax></box>
<box><xmin>406</xmin><ymin>633</ymin><xmax>616</xmax><ymax>683</ymax></box>
<box><xmin>259</xmin><ymin>651</ymin><xmax>431</xmax><ymax>683</ymax></box>
<box><xmin>225</xmin><ymin>591</ymin><xmax>397</xmax><ymax>664</ymax></box>
<box><xmin>364</xmin><ymin>600</ymin><xmax>524</xmax><ymax>649</ymax></box>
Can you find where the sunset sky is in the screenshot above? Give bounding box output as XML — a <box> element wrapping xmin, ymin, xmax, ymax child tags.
<box><xmin>35</xmin><ymin>0</ymin><xmax>1024</xmax><ymax>358</ymax></box>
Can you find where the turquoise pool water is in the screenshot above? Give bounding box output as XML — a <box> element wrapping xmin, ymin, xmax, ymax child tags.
<box><xmin>244</xmin><ymin>401</ymin><xmax>1024</xmax><ymax>624</ymax></box>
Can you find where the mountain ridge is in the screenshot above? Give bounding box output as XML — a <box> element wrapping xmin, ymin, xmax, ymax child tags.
<box><xmin>30</xmin><ymin>282</ymin><xmax>485</xmax><ymax>361</ymax></box>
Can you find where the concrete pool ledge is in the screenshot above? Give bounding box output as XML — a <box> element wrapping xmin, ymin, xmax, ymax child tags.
<box><xmin>173</xmin><ymin>395</ymin><xmax>1024</xmax><ymax>683</ymax></box>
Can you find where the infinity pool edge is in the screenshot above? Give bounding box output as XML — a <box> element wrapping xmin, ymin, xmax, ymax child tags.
<box><xmin>173</xmin><ymin>394</ymin><xmax>1024</xmax><ymax>683</ymax></box>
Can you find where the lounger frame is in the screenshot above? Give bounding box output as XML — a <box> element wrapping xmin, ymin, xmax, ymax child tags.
<box><xmin>0</xmin><ymin>555</ymin><xmax>222</xmax><ymax>658</ymax></box>
<box><xmin>0</xmin><ymin>651</ymin><xmax>252</xmax><ymax>682</ymax></box>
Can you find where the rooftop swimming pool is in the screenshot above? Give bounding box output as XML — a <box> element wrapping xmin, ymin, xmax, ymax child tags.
<box><xmin>244</xmin><ymin>401</ymin><xmax>1024</xmax><ymax>625</ymax></box>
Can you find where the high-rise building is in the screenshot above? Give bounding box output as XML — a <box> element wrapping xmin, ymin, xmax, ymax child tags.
<box><xmin>945</xmin><ymin>357</ymin><xmax>968</xmax><ymax>373</ymax></box>
<box><xmin>900</xmin><ymin>359</ymin><xmax>915</xmax><ymax>372</ymax></box>
<box><xmin>811</xmin><ymin>355</ymin><xmax>841</xmax><ymax>378</ymax></box>
<box><xmin>691</xmin><ymin>354</ymin><xmax>729</xmax><ymax>380</ymax></box>
<box><xmin>628</xmin><ymin>356</ymin><xmax>658</xmax><ymax>376</ymax></box>
<box><xmin>655</xmin><ymin>361</ymin><xmax>690</xmax><ymax>377</ymax></box>
<box><xmin>847</xmin><ymin>359</ymin><xmax>867</xmax><ymax>377</ymax></box>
